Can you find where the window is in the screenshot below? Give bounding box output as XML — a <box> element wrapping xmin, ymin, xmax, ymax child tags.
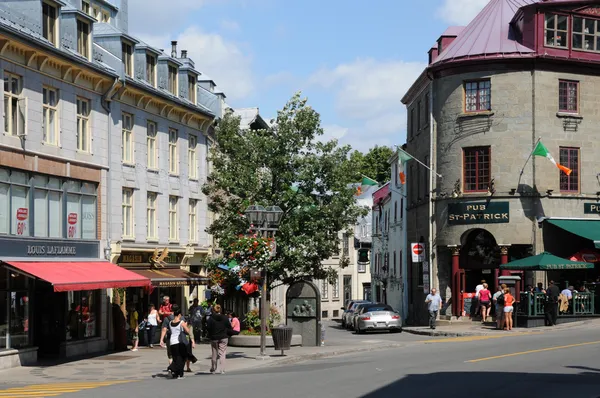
<box><xmin>424</xmin><ymin>93</ymin><xmax>430</xmax><ymax>126</ymax></box>
<box><xmin>343</xmin><ymin>275</ymin><xmax>352</xmax><ymax>302</ymax></box>
<box><xmin>559</xmin><ymin>80</ymin><xmax>578</xmax><ymax>113</ymax></box>
<box><xmin>122</xmin><ymin>188</ymin><xmax>134</xmax><ymax>238</ymax></box>
<box><xmin>4</xmin><ymin>72</ymin><xmax>25</xmax><ymax>136</ymax></box>
<box><xmin>342</xmin><ymin>233</ymin><xmax>349</xmax><ymax>256</ymax></box>
<box><xmin>146</xmin><ymin>53</ymin><xmax>156</xmax><ymax>86</ymax></box>
<box><xmin>321</xmin><ymin>280</ymin><xmax>328</xmax><ymax>300</ymax></box>
<box><xmin>321</xmin><ymin>311</ymin><xmax>328</xmax><ymax>319</ymax></box>
<box><xmin>122</xmin><ymin>113</ymin><xmax>134</xmax><ymax>164</ymax></box>
<box><xmin>559</xmin><ymin>147</ymin><xmax>579</xmax><ymax>192</ymax></box>
<box><xmin>42</xmin><ymin>1</ymin><xmax>58</xmax><ymax>46</ymax></box>
<box><xmin>66</xmin><ymin>290</ymin><xmax>99</xmax><ymax>340</ymax></box>
<box><xmin>147</xmin><ymin>192</ymin><xmax>157</xmax><ymax>240</ymax></box>
<box><xmin>189</xmin><ymin>199</ymin><xmax>197</xmax><ymax>242</ymax></box>
<box><xmin>42</xmin><ymin>87</ymin><xmax>59</xmax><ymax>145</ymax></box>
<box><xmin>33</xmin><ymin>175</ymin><xmax>62</xmax><ymax>238</ymax></box>
<box><xmin>332</xmin><ymin>278</ymin><xmax>339</xmax><ymax>299</ymax></box>
<box><xmin>464</xmin><ymin>80</ymin><xmax>491</xmax><ymax>112</ymax></box>
<box><xmin>333</xmin><ymin>310</ymin><xmax>339</xmax><ymax>318</ymax></box>
<box><xmin>463</xmin><ymin>146</ymin><xmax>491</xmax><ymax>192</ymax></box>
<box><xmin>573</xmin><ymin>17</ymin><xmax>600</xmax><ymax>51</ymax></box>
<box><xmin>417</xmin><ymin>100</ymin><xmax>421</xmax><ymax>130</ymax></box>
<box><xmin>188</xmin><ymin>135</ymin><xmax>197</xmax><ymax>179</ymax></box>
<box><xmin>92</xmin><ymin>5</ymin><xmax>100</xmax><ymax>20</ymax></box>
<box><xmin>169</xmin><ymin>128</ymin><xmax>178</xmax><ymax>174</ymax></box>
<box><xmin>188</xmin><ymin>74</ymin><xmax>196</xmax><ymax>103</ymax></box>
<box><xmin>101</xmin><ymin>10</ymin><xmax>110</xmax><ymax>23</ymax></box>
<box><xmin>409</xmin><ymin>108</ymin><xmax>414</xmax><ymax>139</ymax></box>
<box><xmin>146</xmin><ymin>121</ymin><xmax>157</xmax><ymax>169</ymax></box>
<box><xmin>122</xmin><ymin>41</ymin><xmax>133</xmax><ymax>77</ymax></box>
<box><xmin>76</xmin><ymin>97</ymin><xmax>90</xmax><ymax>152</ymax></box>
<box><xmin>393</xmin><ymin>251</ymin><xmax>397</xmax><ymax>276</ymax></box>
<box><xmin>169</xmin><ymin>196</ymin><xmax>178</xmax><ymax>241</ymax></box>
<box><xmin>394</xmin><ymin>201</ymin><xmax>397</xmax><ymax>223</ymax></box>
<box><xmin>168</xmin><ymin>64</ymin><xmax>178</xmax><ymax>95</ymax></box>
<box><xmin>545</xmin><ymin>14</ymin><xmax>568</xmax><ymax>48</ymax></box>
<box><xmin>1</xmin><ymin>272</ymin><xmax>32</xmax><ymax>349</ymax></box>
<box><xmin>81</xmin><ymin>0</ymin><xmax>90</xmax><ymax>14</ymax></box>
<box><xmin>424</xmin><ymin>155</ymin><xmax>430</xmax><ymax>197</ymax></box>
<box><xmin>77</xmin><ymin>19</ymin><xmax>90</xmax><ymax>59</ymax></box>
<box><xmin>66</xmin><ymin>180</ymin><xmax>96</xmax><ymax>239</ymax></box>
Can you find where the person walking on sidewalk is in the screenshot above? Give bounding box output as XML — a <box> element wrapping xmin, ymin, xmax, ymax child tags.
<box><xmin>159</xmin><ymin>304</ymin><xmax>178</xmax><ymax>369</ymax></box>
<box><xmin>146</xmin><ymin>304</ymin><xmax>160</xmax><ymax>348</ymax></box>
<box><xmin>479</xmin><ymin>283</ymin><xmax>492</xmax><ymax>323</ymax></box>
<box><xmin>545</xmin><ymin>280</ymin><xmax>560</xmax><ymax>326</ymax></box>
<box><xmin>188</xmin><ymin>298</ymin><xmax>203</xmax><ymax>343</ymax></box>
<box><xmin>160</xmin><ymin>308</ymin><xmax>195</xmax><ymax>379</ymax></box>
<box><xmin>493</xmin><ymin>284</ymin><xmax>506</xmax><ymax>330</ymax></box>
<box><xmin>207</xmin><ymin>304</ymin><xmax>233</xmax><ymax>374</ymax></box>
<box><xmin>502</xmin><ymin>288</ymin><xmax>515</xmax><ymax>331</ymax></box>
<box><xmin>425</xmin><ymin>288</ymin><xmax>442</xmax><ymax>330</ymax></box>
<box><xmin>128</xmin><ymin>305</ymin><xmax>139</xmax><ymax>352</ymax></box>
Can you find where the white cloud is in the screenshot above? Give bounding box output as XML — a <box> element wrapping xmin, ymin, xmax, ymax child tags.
<box><xmin>128</xmin><ymin>0</ymin><xmax>217</xmax><ymax>35</ymax></box>
<box><xmin>436</xmin><ymin>0</ymin><xmax>488</xmax><ymax>25</ymax></box>
<box><xmin>321</xmin><ymin>124</ymin><xmax>349</xmax><ymax>142</ymax></box>
<box><xmin>219</xmin><ymin>19</ymin><xmax>241</xmax><ymax>33</ymax></box>
<box><xmin>308</xmin><ymin>58</ymin><xmax>425</xmax><ymax>150</ymax></box>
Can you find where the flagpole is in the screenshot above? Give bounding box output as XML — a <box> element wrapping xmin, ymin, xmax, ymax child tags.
<box><xmin>398</xmin><ymin>148</ymin><xmax>442</xmax><ymax>178</ymax></box>
<box><xmin>519</xmin><ymin>137</ymin><xmax>541</xmax><ymax>178</ymax></box>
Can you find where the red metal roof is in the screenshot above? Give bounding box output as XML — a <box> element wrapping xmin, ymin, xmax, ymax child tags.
<box><xmin>433</xmin><ymin>0</ymin><xmax>537</xmax><ymax>66</ymax></box>
<box><xmin>372</xmin><ymin>183</ymin><xmax>390</xmax><ymax>205</ymax></box>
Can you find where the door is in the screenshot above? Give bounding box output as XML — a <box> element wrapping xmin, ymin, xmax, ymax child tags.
<box><xmin>34</xmin><ymin>283</ymin><xmax>65</xmax><ymax>358</ymax></box>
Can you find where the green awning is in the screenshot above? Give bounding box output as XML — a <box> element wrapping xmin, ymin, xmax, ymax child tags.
<box><xmin>546</xmin><ymin>219</ymin><xmax>600</xmax><ymax>249</ymax></box>
<box><xmin>500</xmin><ymin>252</ymin><xmax>594</xmax><ymax>271</ymax></box>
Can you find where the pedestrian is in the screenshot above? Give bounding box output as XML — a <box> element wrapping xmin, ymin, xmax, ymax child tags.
<box><xmin>158</xmin><ymin>296</ymin><xmax>173</xmax><ymax>320</ymax></box>
<box><xmin>188</xmin><ymin>298</ymin><xmax>204</xmax><ymax>343</ymax></box>
<box><xmin>479</xmin><ymin>283</ymin><xmax>492</xmax><ymax>323</ymax></box>
<box><xmin>545</xmin><ymin>280</ymin><xmax>560</xmax><ymax>326</ymax></box>
<box><xmin>159</xmin><ymin>304</ymin><xmax>178</xmax><ymax>369</ymax></box>
<box><xmin>425</xmin><ymin>288</ymin><xmax>442</xmax><ymax>330</ymax></box>
<box><xmin>146</xmin><ymin>304</ymin><xmax>159</xmax><ymax>348</ymax></box>
<box><xmin>128</xmin><ymin>304</ymin><xmax>139</xmax><ymax>352</ymax></box>
<box><xmin>207</xmin><ymin>304</ymin><xmax>233</xmax><ymax>374</ymax></box>
<box><xmin>493</xmin><ymin>284</ymin><xmax>505</xmax><ymax>330</ymax></box>
<box><xmin>160</xmin><ymin>307</ymin><xmax>195</xmax><ymax>379</ymax></box>
<box><xmin>227</xmin><ymin>311</ymin><xmax>240</xmax><ymax>335</ymax></box>
<box><xmin>474</xmin><ymin>279</ymin><xmax>485</xmax><ymax>317</ymax></box>
<box><xmin>502</xmin><ymin>288</ymin><xmax>515</xmax><ymax>331</ymax></box>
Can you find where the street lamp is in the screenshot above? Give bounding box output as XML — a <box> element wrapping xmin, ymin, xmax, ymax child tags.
<box><xmin>245</xmin><ymin>204</ymin><xmax>283</xmax><ymax>359</ymax></box>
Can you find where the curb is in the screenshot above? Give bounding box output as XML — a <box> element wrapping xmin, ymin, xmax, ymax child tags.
<box><xmin>402</xmin><ymin>328</ymin><xmax>489</xmax><ymax>337</ymax></box>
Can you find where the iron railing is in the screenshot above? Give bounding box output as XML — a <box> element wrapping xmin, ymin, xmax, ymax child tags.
<box><xmin>518</xmin><ymin>292</ymin><xmax>595</xmax><ymax>316</ymax></box>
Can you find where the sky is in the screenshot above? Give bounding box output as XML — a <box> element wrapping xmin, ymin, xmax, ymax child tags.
<box><xmin>128</xmin><ymin>0</ymin><xmax>490</xmax><ymax>152</ymax></box>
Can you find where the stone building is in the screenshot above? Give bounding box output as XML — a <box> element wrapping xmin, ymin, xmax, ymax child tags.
<box><xmin>402</xmin><ymin>0</ymin><xmax>600</xmax><ymax>324</ymax></box>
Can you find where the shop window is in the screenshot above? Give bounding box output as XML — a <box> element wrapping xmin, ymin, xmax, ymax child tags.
<box><xmin>463</xmin><ymin>146</ymin><xmax>491</xmax><ymax>192</ymax></box>
<box><xmin>1</xmin><ymin>270</ymin><xmax>31</xmax><ymax>349</ymax></box>
<box><xmin>464</xmin><ymin>80</ymin><xmax>491</xmax><ymax>112</ymax></box>
<box><xmin>66</xmin><ymin>290</ymin><xmax>99</xmax><ymax>341</ymax></box>
<box><xmin>559</xmin><ymin>80</ymin><xmax>578</xmax><ymax>113</ymax></box>
<box><xmin>559</xmin><ymin>147</ymin><xmax>579</xmax><ymax>192</ymax></box>
<box><xmin>545</xmin><ymin>13</ymin><xmax>568</xmax><ymax>48</ymax></box>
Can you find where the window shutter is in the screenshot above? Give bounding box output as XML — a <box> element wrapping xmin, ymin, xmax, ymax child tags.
<box><xmin>18</xmin><ymin>97</ymin><xmax>27</xmax><ymax>136</ymax></box>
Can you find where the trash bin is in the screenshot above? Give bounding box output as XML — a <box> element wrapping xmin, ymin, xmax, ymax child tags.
<box><xmin>271</xmin><ymin>324</ymin><xmax>293</xmax><ymax>355</ymax></box>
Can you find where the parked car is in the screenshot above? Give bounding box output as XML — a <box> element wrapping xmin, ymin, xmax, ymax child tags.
<box><xmin>354</xmin><ymin>303</ymin><xmax>402</xmax><ymax>334</ymax></box>
<box><xmin>341</xmin><ymin>300</ymin><xmax>369</xmax><ymax>328</ymax></box>
<box><xmin>347</xmin><ymin>303</ymin><xmax>372</xmax><ymax>330</ymax></box>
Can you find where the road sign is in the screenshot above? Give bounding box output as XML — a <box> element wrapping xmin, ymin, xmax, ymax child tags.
<box><xmin>411</xmin><ymin>243</ymin><xmax>425</xmax><ymax>262</ymax></box>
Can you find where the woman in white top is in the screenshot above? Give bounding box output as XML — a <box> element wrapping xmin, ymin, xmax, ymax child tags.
<box><xmin>160</xmin><ymin>308</ymin><xmax>194</xmax><ymax>379</ymax></box>
<box><xmin>146</xmin><ymin>304</ymin><xmax>160</xmax><ymax>348</ymax></box>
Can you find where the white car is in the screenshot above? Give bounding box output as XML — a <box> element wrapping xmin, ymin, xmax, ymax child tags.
<box><xmin>354</xmin><ymin>303</ymin><xmax>402</xmax><ymax>334</ymax></box>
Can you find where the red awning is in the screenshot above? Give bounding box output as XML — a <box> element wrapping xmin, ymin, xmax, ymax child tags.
<box><xmin>4</xmin><ymin>261</ymin><xmax>151</xmax><ymax>292</ymax></box>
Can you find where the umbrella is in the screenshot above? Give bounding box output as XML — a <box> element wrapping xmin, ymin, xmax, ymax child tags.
<box><xmin>500</xmin><ymin>252</ymin><xmax>594</xmax><ymax>271</ymax></box>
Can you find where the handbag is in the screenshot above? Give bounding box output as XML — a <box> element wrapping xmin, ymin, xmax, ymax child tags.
<box><xmin>178</xmin><ymin>324</ymin><xmax>190</xmax><ymax>346</ymax></box>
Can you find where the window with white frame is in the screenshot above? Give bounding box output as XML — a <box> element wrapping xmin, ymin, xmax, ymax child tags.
<box><xmin>146</xmin><ymin>53</ymin><xmax>156</xmax><ymax>86</ymax></box>
<box><xmin>321</xmin><ymin>280</ymin><xmax>328</xmax><ymax>300</ymax></box>
<box><xmin>332</xmin><ymin>278</ymin><xmax>339</xmax><ymax>299</ymax></box>
<box><xmin>147</xmin><ymin>121</ymin><xmax>157</xmax><ymax>169</ymax></box>
<box><xmin>188</xmin><ymin>134</ymin><xmax>197</xmax><ymax>179</ymax></box>
<box><xmin>77</xmin><ymin>19</ymin><xmax>90</xmax><ymax>59</ymax></box>
<box><xmin>42</xmin><ymin>86</ymin><xmax>59</xmax><ymax>145</ymax></box>
<box><xmin>76</xmin><ymin>97</ymin><xmax>90</xmax><ymax>152</ymax></box>
<box><xmin>169</xmin><ymin>195</ymin><xmax>178</xmax><ymax>241</ymax></box>
<box><xmin>147</xmin><ymin>192</ymin><xmax>157</xmax><ymax>240</ymax></box>
<box><xmin>188</xmin><ymin>74</ymin><xmax>196</xmax><ymax>103</ymax></box>
<box><xmin>4</xmin><ymin>73</ymin><xmax>25</xmax><ymax>136</ymax></box>
<box><xmin>189</xmin><ymin>199</ymin><xmax>197</xmax><ymax>242</ymax></box>
<box><xmin>168</xmin><ymin>64</ymin><xmax>178</xmax><ymax>95</ymax></box>
<box><xmin>42</xmin><ymin>1</ymin><xmax>58</xmax><ymax>46</ymax></box>
<box><xmin>81</xmin><ymin>0</ymin><xmax>90</xmax><ymax>14</ymax></box>
<box><xmin>122</xmin><ymin>188</ymin><xmax>134</xmax><ymax>238</ymax></box>
<box><xmin>169</xmin><ymin>128</ymin><xmax>178</xmax><ymax>174</ymax></box>
<box><xmin>122</xmin><ymin>113</ymin><xmax>134</xmax><ymax>164</ymax></box>
<box><xmin>122</xmin><ymin>41</ymin><xmax>133</xmax><ymax>77</ymax></box>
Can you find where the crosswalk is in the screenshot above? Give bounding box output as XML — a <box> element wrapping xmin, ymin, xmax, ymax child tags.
<box><xmin>0</xmin><ymin>381</ymin><xmax>135</xmax><ymax>397</ymax></box>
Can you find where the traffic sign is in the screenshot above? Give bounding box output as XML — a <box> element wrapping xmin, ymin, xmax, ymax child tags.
<box><xmin>411</xmin><ymin>243</ymin><xmax>425</xmax><ymax>262</ymax></box>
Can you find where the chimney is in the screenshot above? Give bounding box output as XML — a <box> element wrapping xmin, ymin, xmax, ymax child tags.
<box><xmin>171</xmin><ymin>41</ymin><xmax>178</xmax><ymax>58</ymax></box>
<box><xmin>428</xmin><ymin>47</ymin><xmax>439</xmax><ymax>64</ymax></box>
<box><xmin>181</xmin><ymin>50</ymin><xmax>187</xmax><ymax>59</ymax></box>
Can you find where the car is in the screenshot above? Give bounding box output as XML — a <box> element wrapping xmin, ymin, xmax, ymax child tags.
<box><xmin>348</xmin><ymin>303</ymin><xmax>372</xmax><ymax>330</ymax></box>
<box><xmin>354</xmin><ymin>303</ymin><xmax>402</xmax><ymax>334</ymax></box>
<box><xmin>341</xmin><ymin>300</ymin><xmax>369</xmax><ymax>328</ymax></box>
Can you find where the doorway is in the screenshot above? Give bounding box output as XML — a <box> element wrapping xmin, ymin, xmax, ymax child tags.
<box><xmin>34</xmin><ymin>282</ymin><xmax>66</xmax><ymax>358</ymax></box>
<box><xmin>460</xmin><ymin>229</ymin><xmax>500</xmax><ymax>292</ymax></box>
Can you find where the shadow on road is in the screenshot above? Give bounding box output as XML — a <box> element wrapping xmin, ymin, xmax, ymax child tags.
<box><xmin>360</xmin><ymin>371</ymin><xmax>600</xmax><ymax>398</ymax></box>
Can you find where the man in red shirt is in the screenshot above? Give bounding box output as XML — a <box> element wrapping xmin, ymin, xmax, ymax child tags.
<box><xmin>158</xmin><ymin>296</ymin><xmax>173</xmax><ymax>321</ymax></box>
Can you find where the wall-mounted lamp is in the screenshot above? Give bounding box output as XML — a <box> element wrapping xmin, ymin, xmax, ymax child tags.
<box><xmin>487</xmin><ymin>178</ymin><xmax>496</xmax><ymax>196</ymax></box>
<box><xmin>546</xmin><ymin>189</ymin><xmax>554</xmax><ymax>196</ymax></box>
<box><xmin>104</xmin><ymin>246</ymin><xmax>112</xmax><ymax>261</ymax></box>
<box><xmin>509</xmin><ymin>188</ymin><xmax>516</xmax><ymax>195</ymax></box>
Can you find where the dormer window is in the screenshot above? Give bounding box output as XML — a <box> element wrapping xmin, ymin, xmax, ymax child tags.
<box><xmin>146</xmin><ymin>53</ymin><xmax>156</xmax><ymax>86</ymax></box>
<box><xmin>81</xmin><ymin>0</ymin><xmax>90</xmax><ymax>14</ymax></box>
<box><xmin>122</xmin><ymin>41</ymin><xmax>133</xmax><ymax>77</ymax></box>
<box><xmin>102</xmin><ymin>10</ymin><xmax>110</xmax><ymax>23</ymax></box>
<box><xmin>77</xmin><ymin>19</ymin><xmax>90</xmax><ymax>59</ymax></box>
<box><xmin>168</xmin><ymin>64</ymin><xmax>178</xmax><ymax>95</ymax></box>
<box><xmin>188</xmin><ymin>74</ymin><xmax>196</xmax><ymax>103</ymax></box>
<box><xmin>42</xmin><ymin>1</ymin><xmax>58</xmax><ymax>47</ymax></box>
<box><xmin>92</xmin><ymin>5</ymin><xmax>100</xmax><ymax>20</ymax></box>
<box><xmin>573</xmin><ymin>17</ymin><xmax>599</xmax><ymax>52</ymax></box>
<box><xmin>545</xmin><ymin>14</ymin><xmax>568</xmax><ymax>48</ymax></box>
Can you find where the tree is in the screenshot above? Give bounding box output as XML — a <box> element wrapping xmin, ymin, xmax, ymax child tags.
<box><xmin>202</xmin><ymin>93</ymin><xmax>367</xmax><ymax>287</ymax></box>
<box><xmin>349</xmin><ymin>145</ymin><xmax>394</xmax><ymax>184</ymax></box>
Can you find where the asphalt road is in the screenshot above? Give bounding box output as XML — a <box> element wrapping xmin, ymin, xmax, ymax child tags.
<box><xmin>4</xmin><ymin>326</ymin><xmax>600</xmax><ymax>398</ymax></box>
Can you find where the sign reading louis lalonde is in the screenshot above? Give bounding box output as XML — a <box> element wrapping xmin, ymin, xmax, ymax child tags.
<box><xmin>447</xmin><ymin>202</ymin><xmax>509</xmax><ymax>225</ymax></box>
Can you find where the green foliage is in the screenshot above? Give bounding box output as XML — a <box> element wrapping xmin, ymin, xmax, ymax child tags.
<box><xmin>349</xmin><ymin>145</ymin><xmax>394</xmax><ymax>184</ymax></box>
<box><xmin>203</xmin><ymin>93</ymin><xmax>367</xmax><ymax>286</ymax></box>
<box><xmin>243</xmin><ymin>306</ymin><xmax>281</xmax><ymax>332</ymax></box>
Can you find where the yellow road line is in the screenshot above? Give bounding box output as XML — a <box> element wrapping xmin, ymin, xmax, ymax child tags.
<box><xmin>466</xmin><ymin>340</ymin><xmax>600</xmax><ymax>363</ymax></box>
<box><xmin>0</xmin><ymin>380</ymin><xmax>136</xmax><ymax>398</ymax></box>
<box><xmin>417</xmin><ymin>333</ymin><xmax>540</xmax><ymax>344</ymax></box>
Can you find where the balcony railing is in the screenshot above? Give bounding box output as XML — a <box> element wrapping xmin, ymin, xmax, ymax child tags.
<box><xmin>518</xmin><ymin>292</ymin><xmax>595</xmax><ymax>316</ymax></box>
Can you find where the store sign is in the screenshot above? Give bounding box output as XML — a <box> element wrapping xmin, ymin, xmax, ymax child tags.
<box><xmin>584</xmin><ymin>203</ymin><xmax>600</xmax><ymax>214</ymax></box>
<box><xmin>16</xmin><ymin>208</ymin><xmax>28</xmax><ymax>236</ymax></box>
<box><xmin>0</xmin><ymin>236</ymin><xmax>99</xmax><ymax>258</ymax></box>
<box><xmin>118</xmin><ymin>251</ymin><xmax>184</xmax><ymax>264</ymax></box>
<box><xmin>67</xmin><ymin>213</ymin><xmax>78</xmax><ymax>238</ymax></box>
<box><xmin>447</xmin><ymin>202</ymin><xmax>509</xmax><ymax>225</ymax></box>
<box><xmin>154</xmin><ymin>280</ymin><xmax>202</xmax><ymax>287</ymax></box>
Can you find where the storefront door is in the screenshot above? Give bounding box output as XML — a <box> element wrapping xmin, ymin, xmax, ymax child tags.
<box><xmin>34</xmin><ymin>283</ymin><xmax>66</xmax><ymax>358</ymax></box>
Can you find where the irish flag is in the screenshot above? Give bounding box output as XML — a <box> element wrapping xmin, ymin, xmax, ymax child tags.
<box><xmin>532</xmin><ymin>141</ymin><xmax>571</xmax><ymax>175</ymax></box>
<box><xmin>397</xmin><ymin>149</ymin><xmax>413</xmax><ymax>185</ymax></box>
<box><xmin>355</xmin><ymin>177</ymin><xmax>378</xmax><ymax>196</ymax></box>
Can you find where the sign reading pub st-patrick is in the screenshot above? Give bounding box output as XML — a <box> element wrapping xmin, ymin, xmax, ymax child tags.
<box><xmin>447</xmin><ymin>202</ymin><xmax>509</xmax><ymax>225</ymax></box>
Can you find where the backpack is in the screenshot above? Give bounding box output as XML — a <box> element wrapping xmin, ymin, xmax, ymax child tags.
<box><xmin>496</xmin><ymin>294</ymin><xmax>505</xmax><ymax>305</ymax></box>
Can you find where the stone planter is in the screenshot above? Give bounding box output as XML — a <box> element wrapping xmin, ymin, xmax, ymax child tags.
<box><xmin>228</xmin><ymin>334</ymin><xmax>302</xmax><ymax>348</ymax></box>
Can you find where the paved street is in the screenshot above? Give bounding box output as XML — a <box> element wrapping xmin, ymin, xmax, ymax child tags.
<box><xmin>2</xmin><ymin>321</ymin><xmax>600</xmax><ymax>397</ymax></box>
